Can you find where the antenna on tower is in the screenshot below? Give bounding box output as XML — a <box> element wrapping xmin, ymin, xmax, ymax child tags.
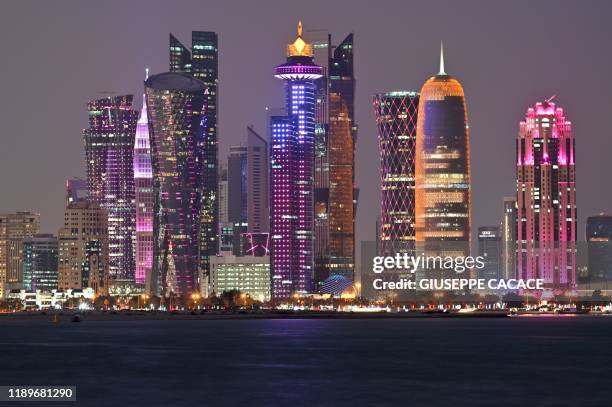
<box><xmin>545</xmin><ymin>95</ymin><xmax>556</xmax><ymax>103</ymax></box>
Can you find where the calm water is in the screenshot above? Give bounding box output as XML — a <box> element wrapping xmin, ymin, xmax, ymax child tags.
<box><xmin>0</xmin><ymin>316</ymin><xmax>610</xmax><ymax>407</ymax></box>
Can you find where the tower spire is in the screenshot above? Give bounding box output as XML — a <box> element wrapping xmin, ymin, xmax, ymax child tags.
<box><xmin>438</xmin><ymin>41</ymin><xmax>446</xmax><ymax>75</ymax></box>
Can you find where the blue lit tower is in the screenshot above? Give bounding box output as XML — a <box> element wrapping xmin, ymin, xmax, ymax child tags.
<box><xmin>270</xmin><ymin>21</ymin><xmax>323</xmax><ymax>299</ymax></box>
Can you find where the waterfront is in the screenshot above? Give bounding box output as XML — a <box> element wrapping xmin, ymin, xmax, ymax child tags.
<box><xmin>0</xmin><ymin>316</ymin><xmax>610</xmax><ymax>406</ymax></box>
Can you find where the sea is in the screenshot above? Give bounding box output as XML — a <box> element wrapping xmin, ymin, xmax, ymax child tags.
<box><xmin>0</xmin><ymin>315</ymin><xmax>610</xmax><ymax>407</ymax></box>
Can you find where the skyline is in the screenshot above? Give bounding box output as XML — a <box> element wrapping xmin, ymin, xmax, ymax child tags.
<box><xmin>2</xmin><ymin>0</ymin><xmax>611</xmax><ymax>247</ymax></box>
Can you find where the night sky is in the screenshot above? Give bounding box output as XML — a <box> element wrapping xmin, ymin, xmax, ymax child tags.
<box><xmin>1</xmin><ymin>0</ymin><xmax>610</xmax><ymax>252</ymax></box>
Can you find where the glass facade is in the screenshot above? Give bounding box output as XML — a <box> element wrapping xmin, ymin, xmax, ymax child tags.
<box><xmin>517</xmin><ymin>101</ymin><xmax>577</xmax><ymax>290</ymax></box>
<box><xmin>270</xmin><ymin>22</ymin><xmax>323</xmax><ymax>299</ymax></box>
<box><xmin>169</xmin><ymin>31</ymin><xmax>219</xmax><ymax>283</ymax></box>
<box><xmin>373</xmin><ymin>92</ymin><xmax>419</xmax><ymax>255</ymax></box>
<box><xmin>145</xmin><ymin>72</ymin><xmax>207</xmax><ymax>296</ymax></box>
<box><xmin>586</xmin><ymin>215</ymin><xmax>612</xmax><ymax>283</ymax></box>
<box><xmin>22</xmin><ymin>234</ymin><xmax>58</xmax><ymax>292</ymax></box>
<box><xmin>83</xmin><ymin>95</ymin><xmax>137</xmax><ymax>287</ymax></box>
<box><xmin>415</xmin><ymin>57</ymin><xmax>471</xmax><ymax>252</ymax></box>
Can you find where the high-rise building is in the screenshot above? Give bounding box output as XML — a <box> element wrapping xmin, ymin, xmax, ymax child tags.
<box><xmin>586</xmin><ymin>215</ymin><xmax>612</xmax><ymax>285</ymax></box>
<box><xmin>478</xmin><ymin>226</ymin><xmax>501</xmax><ymax>281</ymax></box>
<box><xmin>169</xmin><ymin>31</ymin><xmax>219</xmax><ymax>282</ymax></box>
<box><xmin>22</xmin><ymin>234</ymin><xmax>58</xmax><ymax>292</ymax></box>
<box><xmin>57</xmin><ymin>201</ymin><xmax>108</xmax><ymax>294</ymax></box>
<box><xmin>145</xmin><ymin>72</ymin><xmax>207</xmax><ymax>296</ymax></box>
<box><xmin>303</xmin><ymin>30</ymin><xmax>357</xmax><ymax>288</ymax></box>
<box><xmin>501</xmin><ymin>197</ymin><xmax>517</xmax><ymax>280</ymax></box>
<box><xmin>0</xmin><ymin>212</ymin><xmax>40</xmax><ymax>296</ymax></box>
<box><xmin>218</xmin><ymin>165</ymin><xmax>228</xmax><ymax>224</ymax></box>
<box><xmin>134</xmin><ymin>72</ymin><xmax>154</xmax><ymax>292</ymax></box>
<box><xmin>516</xmin><ymin>100</ymin><xmax>577</xmax><ymax>290</ymax></box>
<box><xmin>247</xmin><ymin>126</ymin><xmax>269</xmax><ymax>233</ymax></box>
<box><xmin>83</xmin><ymin>95</ymin><xmax>137</xmax><ymax>290</ymax></box>
<box><xmin>415</xmin><ymin>46</ymin><xmax>471</xmax><ymax>262</ymax></box>
<box><xmin>227</xmin><ymin>145</ymin><xmax>248</xmax><ymax>225</ymax></box>
<box><xmin>65</xmin><ymin>179</ymin><xmax>88</xmax><ymax>206</ymax></box>
<box><xmin>373</xmin><ymin>92</ymin><xmax>419</xmax><ymax>255</ymax></box>
<box><xmin>270</xmin><ymin>22</ymin><xmax>323</xmax><ymax>299</ymax></box>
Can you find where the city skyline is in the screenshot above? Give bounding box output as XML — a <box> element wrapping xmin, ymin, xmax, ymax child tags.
<box><xmin>1</xmin><ymin>0</ymin><xmax>611</xmax><ymax>249</ymax></box>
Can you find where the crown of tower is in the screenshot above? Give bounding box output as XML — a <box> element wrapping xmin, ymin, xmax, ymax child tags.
<box><xmin>287</xmin><ymin>20</ymin><xmax>314</xmax><ymax>57</ymax></box>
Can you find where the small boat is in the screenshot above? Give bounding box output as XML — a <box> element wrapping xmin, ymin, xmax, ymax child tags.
<box><xmin>72</xmin><ymin>314</ymin><xmax>82</xmax><ymax>323</ymax></box>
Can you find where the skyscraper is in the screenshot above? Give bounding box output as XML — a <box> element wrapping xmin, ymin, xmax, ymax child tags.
<box><xmin>415</xmin><ymin>46</ymin><xmax>471</xmax><ymax>259</ymax></box>
<box><xmin>270</xmin><ymin>22</ymin><xmax>323</xmax><ymax>299</ymax></box>
<box><xmin>169</xmin><ymin>31</ymin><xmax>219</xmax><ymax>281</ymax></box>
<box><xmin>517</xmin><ymin>99</ymin><xmax>577</xmax><ymax>291</ymax></box>
<box><xmin>247</xmin><ymin>126</ymin><xmax>269</xmax><ymax>233</ymax></box>
<box><xmin>0</xmin><ymin>212</ymin><xmax>40</xmax><ymax>296</ymax></box>
<box><xmin>227</xmin><ymin>145</ymin><xmax>248</xmax><ymax>225</ymax></box>
<box><xmin>134</xmin><ymin>71</ymin><xmax>154</xmax><ymax>292</ymax></box>
<box><xmin>501</xmin><ymin>196</ymin><xmax>517</xmax><ymax>280</ymax></box>
<box><xmin>373</xmin><ymin>92</ymin><xmax>419</xmax><ymax>255</ymax></box>
<box><xmin>57</xmin><ymin>201</ymin><xmax>108</xmax><ymax>293</ymax></box>
<box><xmin>586</xmin><ymin>215</ymin><xmax>612</xmax><ymax>285</ymax></box>
<box><xmin>303</xmin><ymin>30</ymin><xmax>357</xmax><ymax>288</ymax></box>
<box><xmin>83</xmin><ymin>95</ymin><xmax>137</xmax><ymax>290</ymax></box>
<box><xmin>22</xmin><ymin>234</ymin><xmax>58</xmax><ymax>292</ymax></box>
<box><xmin>145</xmin><ymin>72</ymin><xmax>207</xmax><ymax>296</ymax></box>
<box><xmin>65</xmin><ymin>179</ymin><xmax>88</xmax><ymax>206</ymax></box>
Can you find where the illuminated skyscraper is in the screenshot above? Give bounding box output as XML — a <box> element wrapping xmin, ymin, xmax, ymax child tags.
<box><xmin>501</xmin><ymin>196</ymin><xmax>517</xmax><ymax>279</ymax></box>
<box><xmin>373</xmin><ymin>92</ymin><xmax>419</xmax><ymax>254</ymax></box>
<box><xmin>586</xmin><ymin>215</ymin><xmax>612</xmax><ymax>284</ymax></box>
<box><xmin>134</xmin><ymin>70</ymin><xmax>154</xmax><ymax>291</ymax></box>
<box><xmin>303</xmin><ymin>31</ymin><xmax>357</xmax><ymax>288</ymax></box>
<box><xmin>145</xmin><ymin>72</ymin><xmax>207</xmax><ymax>296</ymax></box>
<box><xmin>270</xmin><ymin>22</ymin><xmax>323</xmax><ymax>298</ymax></box>
<box><xmin>478</xmin><ymin>226</ymin><xmax>501</xmax><ymax>281</ymax></box>
<box><xmin>516</xmin><ymin>99</ymin><xmax>577</xmax><ymax>290</ymax></box>
<box><xmin>0</xmin><ymin>212</ymin><xmax>40</xmax><ymax>296</ymax></box>
<box><xmin>22</xmin><ymin>234</ymin><xmax>58</xmax><ymax>292</ymax></box>
<box><xmin>83</xmin><ymin>95</ymin><xmax>137</xmax><ymax>290</ymax></box>
<box><xmin>415</xmin><ymin>46</ymin><xmax>471</xmax><ymax>253</ymax></box>
<box><xmin>169</xmin><ymin>31</ymin><xmax>219</xmax><ymax>281</ymax></box>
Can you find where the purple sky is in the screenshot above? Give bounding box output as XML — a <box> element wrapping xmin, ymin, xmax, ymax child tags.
<box><xmin>1</xmin><ymin>0</ymin><xmax>610</xmax><ymax>248</ymax></box>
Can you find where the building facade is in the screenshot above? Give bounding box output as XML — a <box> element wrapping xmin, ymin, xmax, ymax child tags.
<box><xmin>209</xmin><ymin>255</ymin><xmax>271</xmax><ymax>302</ymax></box>
<box><xmin>0</xmin><ymin>212</ymin><xmax>40</xmax><ymax>297</ymax></box>
<box><xmin>478</xmin><ymin>226</ymin><xmax>501</xmax><ymax>281</ymax></box>
<box><xmin>83</xmin><ymin>95</ymin><xmax>137</xmax><ymax>289</ymax></box>
<box><xmin>145</xmin><ymin>72</ymin><xmax>207</xmax><ymax>296</ymax></box>
<box><xmin>415</xmin><ymin>47</ymin><xmax>471</xmax><ymax>265</ymax></box>
<box><xmin>247</xmin><ymin>126</ymin><xmax>269</xmax><ymax>233</ymax></box>
<box><xmin>586</xmin><ymin>215</ymin><xmax>612</xmax><ymax>285</ymax></box>
<box><xmin>169</xmin><ymin>31</ymin><xmax>219</xmax><ymax>280</ymax></box>
<box><xmin>57</xmin><ymin>201</ymin><xmax>108</xmax><ymax>294</ymax></box>
<box><xmin>373</xmin><ymin>92</ymin><xmax>419</xmax><ymax>255</ymax></box>
<box><xmin>501</xmin><ymin>196</ymin><xmax>517</xmax><ymax>280</ymax></box>
<box><xmin>227</xmin><ymin>145</ymin><xmax>248</xmax><ymax>225</ymax></box>
<box><xmin>22</xmin><ymin>234</ymin><xmax>58</xmax><ymax>292</ymax></box>
<box><xmin>270</xmin><ymin>22</ymin><xmax>323</xmax><ymax>299</ymax></box>
<box><xmin>134</xmin><ymin>85</ymin><xmax>154</xmax><ymax>291</ymax></box>
<box><xmin>516</xmin><ymin>100</ymin><xmax>577</xmax><ymax>291</ymax></box>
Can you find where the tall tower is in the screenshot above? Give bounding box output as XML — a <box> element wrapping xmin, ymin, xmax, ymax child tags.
<box><xmin>145</xmin><ymin>72</ymin><xmax>207</xmax><ymax>297</ymax></box>
<box><xmin>270</xmin><ymin>22</ymin><xmax>323</xmax><ymax>299</ymax></box>
<box><xmin>227</xmin><ymin>145</ymin><xmax>248</xmax><ymax>225</ymax></box>
<box><xmin>373</xmin><ymin>92</ymin><xmax>419</xmax><ymax>255</ymax></box>
<box><xmin>169</xmin><ymin>31</ymin><xmax>219</xmax><ymax>284</ymax></box>
<box><xmin>501</xmin><ymin>196</ymin><xmax>517</xmax><ymax>280</ymax></box>
<box><xmin>415</xmin><ymin>45</ymin><xmax>471</xmax><ymax>258</ymax></box>
<box><xmin>134</xmin><ymin>69</ymin><xmax>154</xmax><ymax>291</ymax></box>
<box><xmin>83</xmin><ymin>95</ymin><xmax>137</xmax><ymax>290</ymax></box>
<box><xmin>303</xmin><ymin>31</ymin><xmax>357</xmax><ymax>289</ymax></box>
<box><xmin>516</xmin><ymin>99</ymin><xmax>577</xmax><ymax>291</ymax></box>
<box><xmin>247</xmin><ymin>126</ymin><xmax>269</xmax><ymax>233</ymax></box>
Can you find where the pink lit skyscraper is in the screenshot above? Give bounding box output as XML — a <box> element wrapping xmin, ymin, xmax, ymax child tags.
<box><xmin>270</xmin><ymin>22</ymin><xmax>323</xmax><ymax>299</ymax></box>
<box><xmin>516</xmin><ymin>99</ymin><xmax>577</xmax><ymax>292</ymax></box>
<box><xmin>134</xmin><ymin>70</ymin><xmax>153</xmax><ymax>290</ymax></box>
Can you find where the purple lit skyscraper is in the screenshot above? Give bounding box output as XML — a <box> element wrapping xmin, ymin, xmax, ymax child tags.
<box><xmin>134</xmin><ymin>70</ymin><xmax>153</xmax><ymax>291</ymax></box>
<box><xmin>270</xmin><ymin>22</ymin><xmax>323</xmax><ymax>299</ymax></box>
<box><xmin>83</xmin><ymin>95</ymin><xmax>137</xmax><ymax>289</ymax></box>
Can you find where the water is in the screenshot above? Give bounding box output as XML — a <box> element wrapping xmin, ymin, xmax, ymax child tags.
<box><xmin>0</xmin><ymin>316</ymin><xmax>610</xmax><ymax>406</ymax></box>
